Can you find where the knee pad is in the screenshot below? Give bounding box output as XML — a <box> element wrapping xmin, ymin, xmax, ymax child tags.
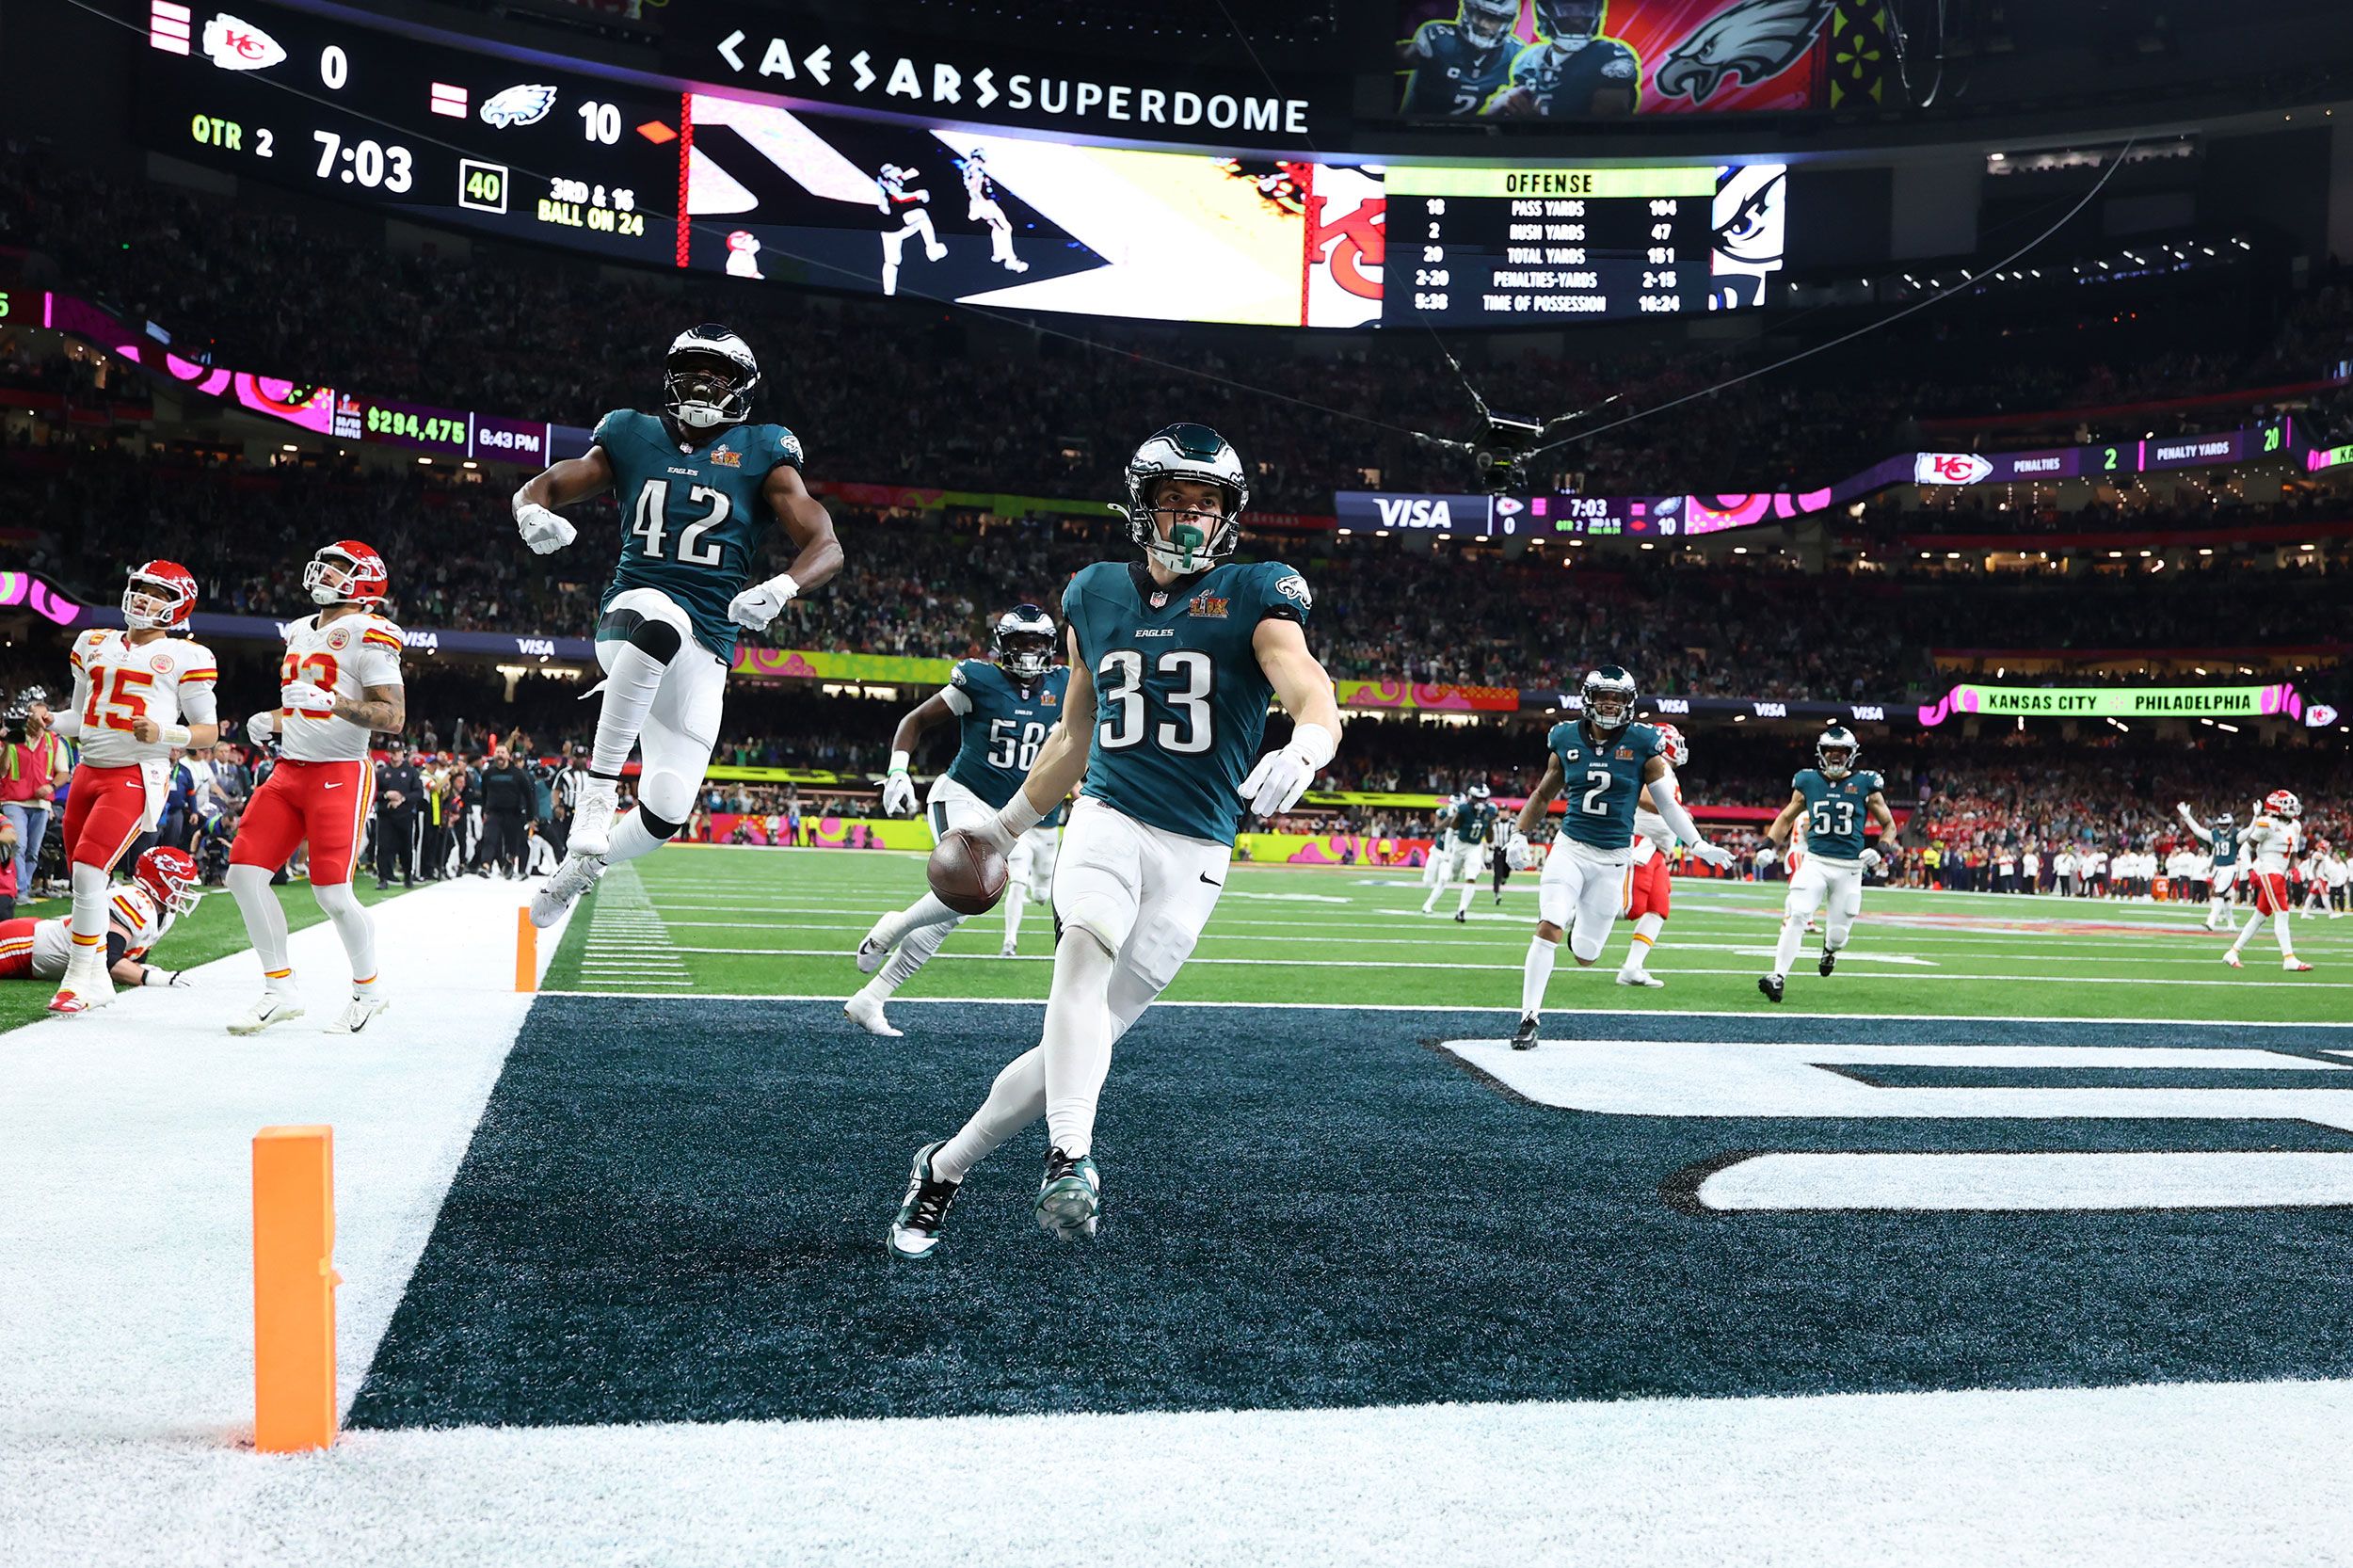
<box><xmin>1537</xmin><ymin>877</ymin><xmax>1572</xmax><ymax>930</ymax></box>
<box><xmin>634</xmin><ymin>803</ymin><xmax>686</xmax><ymax>842</ymax></box>
<box><xmin>1052</xmin><ymin>865</ymin><xmax>1138</xmax><ymax>958</ymax></box>
<box><xmin>598</xmin><ymin>607</ymin><xmax>683</xmax><ymax>664</ymax></box>
<box><xmin>1568</xmin><ymin>927</ymin><xmax>1607</xmax><ymax>965</ymax></box>
<box><xmin>633</xmin><ymin>774</ymin><xmax>695</xmax><ymax>830</ymax></box>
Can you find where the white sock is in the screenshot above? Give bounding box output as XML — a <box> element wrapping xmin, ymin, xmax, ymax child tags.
<box><xmin>878</xmin><ymin>891</ymin><xmax>961</xmax><ymax>949</ymax></box>
<box><xmin>313</xmin><ymin>882</ymin><xmax>379</xmax><ymax>994</ymax></box>
<box><xmin>933</xmin><ymin>1046</ymin><xmax>1045</xmax><ymax>1184</ymax></box>
<box><xmin>69</xmin><ymin>861</ymin><xmax>110</xmax><ymax>941</ymax></box>
<box><xmin>2275</xmin><ymin>913</ymin><xmax>2296</xmax><ymax>959</ymax></box>
<box><xmin>1042</xmin><ymin>927</ymin><xmax>1119</xmax><ymax>1158</ymax></box>
<box><xmin>2229</xmin><ymin>908</ymin><xmax>2263</xmax><ymax>952</ymax></box>
<box><xmin>228</xmin><ymin>862</ymin><xmax>295</xmax><ymax>990</ymax></box>
<box><xmin>1520</xmin><ymin>935</ymin><xmax>1558</xmax><ymax>1018</ymax></box>
<box><xmin>1455</xmin><ymin>879</ymin><xmax>1477</xmax><ymax>914</ymax></box>
<box><xmin>1770</xmin><ymin>915</ymin><xmax>1806</xmax><ymax>979</ymax></box>
<box><xmin>874</xmin><ymin>913</ymin><xmax>960</xmax><ymax>996</ymax></box>
<box><xmin>590</xmin><ymin>642</ymin><xmax>668</xmax><ymax>779</ymax></box>
<box><xmin>1623</xmin><ymin>913</ymin><xmax>1664</xmax><ymax>971</ymax></box>
<box><xmin>1003</xmin><ymin>882</ymin><xmax>1027</xmax><ymax>947</ymax></box>
<box><xmin>604</xmin><ymin>807</ymin><xmax>671</xmax><ymax>867</ymax></box>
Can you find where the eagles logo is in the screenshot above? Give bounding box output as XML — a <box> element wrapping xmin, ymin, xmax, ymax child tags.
<box><xmin>1273</xmin><ymin>574</ymin><xmax>1312</xmax><ymax>610</ymax></box>
<box><xmin>481</xmin><ymin>84</ymin><xmax>560</xmax><ymax>129</ymax></box>
<box><xmin>1654</xmin><ymin>0</ymin><xmax>1833</xmax><ymax>104</ymax></box>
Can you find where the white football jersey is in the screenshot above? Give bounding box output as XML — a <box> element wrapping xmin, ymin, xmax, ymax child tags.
<box><xmin>67</xmin><ymin>630</ymin><xmax>218</xmax><ymax>768</ymax></box>
<box><xmin>2242</xmin><ymin>814</ymin><xmax>2300</xmax><ymax>875</ymax></box>
<box><xmin>276</xmin><ymin>611</ymin><xmax>405</xmax><ymax>762</ymax></box>
<box><xmin>29</xmin><ymin>883</ymin><xmax>172</xmax><ymax>979</ymax></box>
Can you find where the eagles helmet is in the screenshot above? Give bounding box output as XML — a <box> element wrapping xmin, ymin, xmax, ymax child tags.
<box><xmin>1580</xmin><ymin>665</ymin><xmax>1637</xmax><ymax>732</ymax></box>
<box><xmin>1652</xmin><ymin>721</ymin><xmax>1689</xmax><ymax>769</ymax></box>
<box><xmin>992</xmin><ymin>603</ymin><xmax>1058</xmax><ymax>680</ymax></box>
<box><xmin>2265</xmin><ymin>789</ymin><xmax>2303</xmax><ymax>820</ymax></box>
<box><xmin>1534</xmin><ymin>0</ymin><xmax>1605</xmax><ymax>40</ymax></box>
<box><xmin>1456</xmin><ymin>0</ymin><xmax>1520</xmax><ymax>52</ymax></box>
<box><xmin>1467</xmin><ymin>781</ymin><xmax>1493</xmax><ymax>801</ymax></box>
<box><xmin>1817</xmin><ymin>726</ymin><xmax>1860</xmax><ymax>779</ymax></box>
<box><xmin>1124</xmin><ymin>423</ymin><xmax>1248</xmax><ymax>575</ymax></box>
<box><xmin>664</xmin><ymin>324</ymin><xmax>760</xmax><ymax>433</ymax></box>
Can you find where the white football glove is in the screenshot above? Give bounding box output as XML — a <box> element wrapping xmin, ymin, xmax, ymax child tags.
<box><xmin>1861</xmin><ymin>847</ymin><xmax>1884</xmax><ymax>872</ymax></box>
<box><xmin>1690</xmin><ymin>841</ymin><xmax>1736</xmax><ymax>871</ymax></box>
<box><xmin>280</xmin><ymin>680</ymin><xmax>333</xmax><ymax>712</ymax></box>
<box><xmin>881</xmin><ymin>770</ymin><xmax>920</xmax><ymax>818</ymax></box>
<box><xmin>1238</xmin><ymin>723</ymin><xmax>1337</xmax><ymax>819</ymax></box>
<box><xmin>243</xmin><ymin>711</ymin><xmax>276</xmax><ymax>744</ymax></box>
<box><xmin>514</xmin><ymin>490</ymin><xmax>576</xmax><ymax>555</ymax></box>
<box><xmin>140</xmin><ymin>967</ymin><xmax>189</xmax><ymax>988</ymax></box>
<box><xmin>727</xmin><ymin>573</ymin><xmax>800</xmax><ymax>632</ymax></box>
<box><xmin>1507</xmin><ymin>836</ymin><xmax>1540</xmax><ymax>872</ymax></box>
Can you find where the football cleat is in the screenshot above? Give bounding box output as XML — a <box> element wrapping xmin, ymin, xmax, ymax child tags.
<box><xmin>856</xmin><ymin>911</ymin><xmax>901</xmax><ymax>975</ymax></box>
<box><xmin>2222</xmin><ymin>951</ymin><xmax>2244</xmax><ymax>968</ymax></box>
<box><xmin>530</xmin><ymin>851</ymin><xmax>604</xmax><ymax>928</ymax></box>
<box><xmin>568</xmin><ymin>778</ymin><xmax>620</xmax><ymax>859</ymax></box>
<box><xmin>229</xmin><ymin>992</ymin><xmax>305</xmax><ymax>1035</ymax></box>
<box><xmin>844</xmin><ymin>989</ymin><xmax>903</xmax><ymax>1038</ymax></box>
<box><xmin>47</xmin><ymin>961</ymin><xmax>117</xmax><ymax>1016</ymax></box>
<box><xmin>1511</xmin><ymin>1013</ymin><xmax>1541</xmax><ymax>1050</ymax></box>
<box><xmin>1819</xmin><ymin>949</ymin><xmax>1839</xmax><ymax>977</ymax></box>
<box><xmin>999</xmin><ymin>939</ymin><xmax>1018</xmax><ymax>958</ymax></box>
<box><xmin>1453</xmin><ymin>909</ymin><xmax>1467</xmax><ymax>923</ymax></box>
<box><xmin>1615</xmin><ymin>968</ymin><xmax>1665</xmax><ymax>988</ymax></box>
<box><xmin>1035</xmin><ymin>1146</ymin><xmax>1101</xmax><ymax>1241</ymax></box>
<box><xmin>327</xmin><ymin>994</ymin><xmax>392</xmax><ymax>1034</ymax></box>
<box><xmin>1758</xmin><ymin>973</ymin><xmax>1786</xmax><ymax>1003</ymax></box>
<box><xmin>2283</xmin><ymin>957</ymin><xmax>2314</xmax><ymax>972</ymax></box>
<box><xmin>887</xmin><ymin>1141</ymin><xmax>962</xmax><ymax>1260</ymax></box>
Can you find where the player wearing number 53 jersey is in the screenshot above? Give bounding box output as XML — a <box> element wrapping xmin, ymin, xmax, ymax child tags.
<box><xmin>886</xmin><ymin>424</ymin><xmax>1344</xmax><ymax>1260</ymax></box>
<box><xmin>515</xmin><ymin>325</ymin><xmax>841</xmax><ymax>929</ymax></box>
<box><xmin>850</xmin><ymin>606</ymin><xmax>1072</xmax><ymax>1036</ymax></box>
<box><xmin>46</xmin><ymin>561</ymin><xmax>218</xmax><ymax>1016</ymax></box>
<box><xmin>1758</xmin><ymin>727</ymin><xmax>1896</xmax><ymax>1002</ymax></box>
<box><xmin>227</xmin><ymin>541</ymin><xmax>408</xmax><ymax>1036</ymax></box>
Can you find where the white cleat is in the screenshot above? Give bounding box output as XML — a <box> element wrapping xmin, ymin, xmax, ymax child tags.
<box><xmin>855</xmin><ymin>912</ymin><xmax>902</xmax><ymax>975</ymax></box>
<box><xmin>567</xmin><ymin>777</ymin><xmax>619</xmax><ymax>858</ymax></box>
<box><xmin>229</xmin><ymin>992</ymin><xmax>306</xmax><ymax>1035</ymax></box>
<box><xmin>1000</xmin><ymin>940</ymin><xmax>1018</xmax><ymax>957</ymax></box>
<box><xmin>2222</xmin><ymin>950</ymin><xmax>2244</xmax><ymax>968</ymax></box>
<box><xmin>531</xmin><ymin>851</ymin><xmax>605</xmax><ymax>928</ymax></box>
<box><xmin>2284</xmin><ymin>957</ymin><xmax>2314</xmax><ymax>972</ymax></box>
<box><xmin>844</xmin><ymin>989</ymin><xmax>903</xmax><ymax>1037</ymax></box>
<box><xmin>1614</xmin><ymin>968</ymin><xmax>1665</xmax><ymax>988</ymax></box>
<box><xmin>327</xmin><ymin>994</ymin><xmax>392</xmax><ymax>1034</ymax></box>
<box><xmin>47</xmin><ymin>955</ymin><xmax>116</xmax><ymax>1016</ymax></box>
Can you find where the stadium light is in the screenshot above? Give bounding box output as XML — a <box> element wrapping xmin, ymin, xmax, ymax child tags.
<box><xmin>1641</xmin><ymin>542</ymin><xmax>1655</xmax><ymax>551</ymax></box>
<box><xmin>2199</xmin><ymin>548</ymin><xmax>2214</xmax><ymax>555</ymax></box>
<box><xmin>2217</xmin><ymin>722</ymin><xmax>2241</xmax><ymax>733</ymax></box>
<box><xmin>280</xmin><ymin>443</ymin><xmax>296</xmax><ymax>453</ymax></box>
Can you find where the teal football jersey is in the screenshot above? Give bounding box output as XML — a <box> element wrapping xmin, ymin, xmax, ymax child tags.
<box><xmin>1548</xmin><ymin>719</ymin><xmax>1666</xmax><ymax>852</ymax></box>
<box><xmin>1063</xmin><ymin>559</ymin><xmax>1311</xmax><ymax>846</ymax></box>
<box><xmin>593</xmin><ymin>409</ymin><xmax>802</xmax><ymax>659</ymax></box>
<box><xmin>1456</xmin><ymin>800</ymin><xmax>1500</xmax><ymax>846</ymax></box>
<box><xmin>944</xmin><ymin>658</ymin><xmax>1069</xmax><ymax>828</ymax></box>
<box><xmin>2211</xmin><ymin>821</ymin><xmax>2240</xmax><ymax>864</ymax></box>
<box><xmin>1794</xmin><ymin>768</ymin><xmax>1885</xmax><ymax>860</ymax></box>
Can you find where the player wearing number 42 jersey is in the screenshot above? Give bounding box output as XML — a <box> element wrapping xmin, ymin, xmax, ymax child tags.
<box><xmin>227</xmin><ymin>542</ymin><xmax>407</xmax><ymax>1036</ymax></box>
<box><xmin>46</xmin><ymin>561</ymin><xmax>218</xmax><ymax>1016</ymax></box>
<box><xmin>1757</xmin><ymin>727</ymin><xmax>1897</xmax><ymax>1002</ymax></box>
<box><xmin>849</xmin><ymin>605</ymin><xmax>1071</xmax><ymax>1037</ymax></box>
<box><xmin>886</xmin><ymin>423</ymin><xmax>1344</xmax><ymax>1260</ymax></box>
<box><xmin>514</xmin><ymin>325</ymin><xmax>841</xmax><ymax>928</ymax></box>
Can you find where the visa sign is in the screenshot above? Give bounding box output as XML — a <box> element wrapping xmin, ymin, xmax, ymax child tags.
<box><xmin>1337</xmin><ymin>491</ymin><xmax>1493</xmax><ymax>534</ymax></box>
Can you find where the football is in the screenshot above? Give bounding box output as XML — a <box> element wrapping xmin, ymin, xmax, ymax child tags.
<box><xmin>927</xmin><ymin>827</ymin><xmax>1009</xmax><ymax>916</ymax></box>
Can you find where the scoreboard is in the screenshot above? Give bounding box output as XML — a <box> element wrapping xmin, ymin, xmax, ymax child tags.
<box><xmin>1382</xmin><ymin>166</ymin><xmax>1765</xmax><ymax>326</ymax></box>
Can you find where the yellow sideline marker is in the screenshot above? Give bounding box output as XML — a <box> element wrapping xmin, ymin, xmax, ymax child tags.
<box><xmin>516</xmin><ymin>906</ymin><xmax>537</xmax><ymax>993</ymax></box>
<box><xmin>252</xmin><ymin>1125</ymin><xmax>340</xmax><ymax>1452</ymax></box>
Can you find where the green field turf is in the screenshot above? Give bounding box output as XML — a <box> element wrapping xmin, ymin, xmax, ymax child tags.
<box><xmin>545</xmin><ymin>845</ymin><xmax>2353</xmax><ymax>1024</ymax></box>
<box><xmin>0</xmin><ymin>877</ymin><xmax>410</xmax><ymax>1033</ymax></box>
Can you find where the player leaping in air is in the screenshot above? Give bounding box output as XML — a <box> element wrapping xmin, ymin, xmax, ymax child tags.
<box><xmin>228</xmin><ymin>541</ymin><xmax>407</xmax><ymax>1035</ymax></box>
<box><xmin>850</xmin><ymin>603</ymin><xmax>1070</xmax><ymax>1037</ymax></box>
<box><xmin>2219</xmin><ymin>791</ymin><xmax>2314</xmax><ymax>971</ymax></box>
<box><xmin>886</xmin><ymin>424</ymin><xmax>1342</xmax><ymax>1259</ymax></box>
<box><xmin>514</xmin><ymin>325</ymin><xmax>841</xmax><ymax>928</ymax></box>
<box><xmin>1506</xmin><ymin>666</ymin><xmax>1734</xmax><ymax>1048</ymax></box>
<box><xmin>46</xmin><ymin>561</ymin><xmax>218</xmax><ymax>1015</ymax></box>
<box><xmin>1757</xmin><ymin>727</ymin><xmax>1896</xmax><ymax>1003</ymax></box>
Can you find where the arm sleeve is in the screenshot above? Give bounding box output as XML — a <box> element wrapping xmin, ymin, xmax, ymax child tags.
<box><xmin>53</xmin><ymin>646</ymin><xmax>91</xmax><ymax>739</ymax></box>
<box><xmin>1644</xmin><ymin>774</ymin><xmax>1710</xmax><ymax>847</ymax></box>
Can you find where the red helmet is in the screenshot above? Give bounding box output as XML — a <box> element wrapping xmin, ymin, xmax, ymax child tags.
<box><xmin>123</xmin><ymin>560</ymin><xmax>198</xmax><ymax>630</ymax></box>
<box><xmin>1651</xmin><ymin>721</ymin><xmax>1689</xmax><ymax>769</ymax></box>
<box><xmin>303</xmin><ymin>539</ymin><xmax>390</xmax><ymax>606</ymax></box>
<box><xmin>2265</xmin><ymin>789</ymin><xmax>2303</xmax><ymax>820</ymax></box>
<box><xmin>134</xmin><ymin>845</ymin><xmax>203</xmax><ymax>916</ymax></box>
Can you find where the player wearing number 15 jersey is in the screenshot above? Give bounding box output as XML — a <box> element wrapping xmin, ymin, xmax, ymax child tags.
<box><xmin>885</xmin><ymin>424</ymin><xmax>1344</xmax><ymax>1259</ymax></box>
<box><xmin>849</xmin><ymin>605</ymin><xmax>1072</xmax><ymax>1036</ymax></box>
<box><xmin>513</xmin><ymin>325</ymin><xmax>842</xmax><ymax>928</ymax></box>
<box><xmin>46</xmin><ymin>562</ymin><xmax>219</xmax><ymax>1015</ymax></box>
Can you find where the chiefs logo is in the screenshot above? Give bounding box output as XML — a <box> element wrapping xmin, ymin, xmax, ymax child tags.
<box><xmin>150</xmin><ymin>652</ymin><xmax>174</xmax><ymax>672</ymax></box>
<box><xmin>328</xmin><ymin>628</ymin><xmax>352</xmax><ymax>650</ymax></box>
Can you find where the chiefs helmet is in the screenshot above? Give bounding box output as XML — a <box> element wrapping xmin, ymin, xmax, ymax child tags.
<box><xmin>304</xmin><ymin>540</ymin><xmax>390</xmax><ymax>606</ymax></box>
<box><xmin>991</xmin><ymin>603</ymin><xmax>1058</xmax><ymax>680</ymax></box>
<box><xmin>135</xmin><ymin>845</ymin><xmax>203</xmax><ymax>917</ymax></box>
<box><xmin>2265</xmin><ymin>790</ymin><xmax>2303</xmax><ymax>820</ymax></box>
<box><xmin>1651</xmin><ymin>721</ymin><xmax>1689</xmax><ymax>769</ymax></box>
<box><xmin>123</xmin><ymin>560</ymin><xmax>198</xmax><ymax>631</ymax></box>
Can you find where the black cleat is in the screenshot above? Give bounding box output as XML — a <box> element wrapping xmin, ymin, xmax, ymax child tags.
<box><xmin>1035</xmin><ymin>1145</ymin><xmax>1101</xmax><ymax>1240</ymax></box>
<box><xmin>1511</xmin><ymin>1014</ymin><xmax>1541</xmax><ymax>1050</ymax></box>
<box><xmin>1453</xmin><ymin>910</ymin><xmax>1467</xmax><ymax>923</ymax></box>
<box><xmin>1818</xmin><ymin>949</ymin><xmax>1838</xmax><ymax>978</ymax></box>
<box><xmin>887</xmin><ymin>1141</ymin><xmax>962</xmax><ymax>1260</ymax></box>
<box><xmin>1758</xmin><ymin>973</ymin><xmax>1785</xmax><ymax>1003</ymax></box>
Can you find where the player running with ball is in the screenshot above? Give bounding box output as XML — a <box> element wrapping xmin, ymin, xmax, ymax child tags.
<box><xmin>514</xmin><ymin>326</ymin><xmax>841</xmax><ymax>927</ymax></box>
<box><xmin>1756</xmin><ymin>726</ymin><xmax>1896</xmax><ymax>1002</ymax></box>
<box><xmin>887</xmin><ymin>424</ymin><xmax>1342</xmax><ymax>1258</ymax></box>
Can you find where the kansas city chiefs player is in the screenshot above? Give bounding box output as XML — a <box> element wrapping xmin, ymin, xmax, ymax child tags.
<box><xmin>47</xmin><ymin>562</ymin><xmax>218</xmax><ymax>1015</ymax></box>
<box><xmin>0</xmin><ymin>845</ymin><xmax>200</xmax><ymax>989</ymax></box>
<box><xmin>228</xmin><ymin>541</ymin><xmax>407</xmax><ymax>1034</ymax></box>
<box><xmin>1617</xmin><ymin>721</ymin><xmax>1689</xmax><ymax>988</ymax></box>
<box><xmin>2224</xmin><ymin>789</ymin><xmax>2313</xmax><ymax>972</ymax></box>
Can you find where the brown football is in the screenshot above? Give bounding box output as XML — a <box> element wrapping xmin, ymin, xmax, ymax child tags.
<box><xmin>928</xmin><ymin>827</ymin><xmax>1009</xmax><ymax>916</ymax></box>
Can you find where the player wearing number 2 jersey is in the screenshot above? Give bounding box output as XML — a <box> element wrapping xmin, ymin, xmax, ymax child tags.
<box><xmin>514</xmin><ymin>325</ymin><xmax>841</xmax><ymax>929</ymax></box>
<box><xmin>850</xmin><ymin>605</ymin><xmax>1072</xmax><ymax>1036</ymax></box>
<box><xmin>46</xmin><ymin>561</ymin><xmax>219</xmax><ymax>1015</ymax></box>
<box><xmin>885</xmin><ymin>424</ymin><xmax>1344</xmax><ymax>1259</ymax></box>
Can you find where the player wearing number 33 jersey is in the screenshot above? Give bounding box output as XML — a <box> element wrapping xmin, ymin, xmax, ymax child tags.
<box><xmin>849</xmin><ymin>606</ymin><xmax>1072</xmax><ymax>1036</ymax></box>
<box><xmin>884</xmin><ymin>424</ymin><xmax>1344</xmax><ymax>1260</ymax></box>
<box><xmin>514</xmin><ymin>324</ymin><xmax>842</xmax><ymax>929</ymax></box>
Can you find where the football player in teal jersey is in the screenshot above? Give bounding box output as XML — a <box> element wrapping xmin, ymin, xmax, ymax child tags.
<box><xmin>513</xmin><ymin>326</ymin><xmax>841</xmax><ymax>927</ymax></box>
<box><xmin>1420</xmin><ymin>792</ymin><xmax>1462</xmax><ymax>904</ymax></box>
<box><xmin>2175</xmin><ymin>801</ymin><xmax>2245</xmax><ymax>931</ymax></box>
<box><xmin>888</xmin><ymin>424</ymin><xmax>1343</xmax><ymax>1258</ymax></box>
<box><xmin>1423</xmin><ymin>782</ymin><xmax>1500</xmax><ymax>921</ymax></box>
<box><xmin>1757</xmin><ymin>726</ymin><xmax>1897</xmax><ymax>1001</ymax></box>
<box><xmin>1506</xmin><ymin>666</ymin><xmax>1733</xmax><ymax>1048</ymax></box>
<box><xmin>1398</xmin><ymin>0</ymin><xmax>1524</xmax><ymax>116</ymax></box>
<box><xmin>847</xmin><ymin>605</ymin><xmax>1071</xmax><ymax>1036</ymax></box>
<box><xmin>1485</xmin><ymin>0</ymin><xmax>1641</xmax><ymax>118</ymax></box>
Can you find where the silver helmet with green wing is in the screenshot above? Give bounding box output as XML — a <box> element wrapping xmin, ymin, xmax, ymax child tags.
<box><xmin>1124</xmin><ymin>423</ymin><xmax>1249</xmax><ymax>575</ymax></box>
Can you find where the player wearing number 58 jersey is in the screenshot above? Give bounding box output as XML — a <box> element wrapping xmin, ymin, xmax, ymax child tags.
<box><xmin>227</xmin><ymin>542</ymin><xmax>407</xmax><ymax>1037</ymax></box>
<box><xmin>1757</xmin><ymin>727</ymin><xmax>1896</xmax><ymax>1002</ymax></box>
<box><xmin>850</xmin><ymin>605</ymin><xmax>1072</xmax><ymax>1036</ymax></box>
<box><xmin>46</xmin><ymin>561</ymin><xmax>219</xmax><ymax>1016</ymax></box>
<box><xmin>514</xmin><ymin>325</ymin><xmax>841</xmax><ymax>929</ymax></box>
<box><xmin>886</xmin><ymin>424</ymin><xmax>1344</xmax><ymax>1259</ymax></box>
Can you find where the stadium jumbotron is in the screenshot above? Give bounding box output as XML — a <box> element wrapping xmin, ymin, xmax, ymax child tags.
<box><xmin>6</xmin><ymin>0</ymin><xmax>2353</xmax><ymax>1561</ymax></box>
